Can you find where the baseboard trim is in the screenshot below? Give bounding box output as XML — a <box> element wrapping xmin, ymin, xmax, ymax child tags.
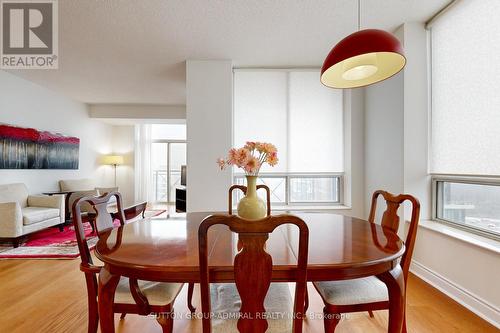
<box><xmin>410</xmin><ymin>260</ymin><xmax>500</xmax><ymax>328</ymax></box>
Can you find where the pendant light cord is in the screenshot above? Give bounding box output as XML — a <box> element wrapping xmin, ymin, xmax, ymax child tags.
<box><xmin>358</xmin><ymin>0</ymin><xmax>361</xmax><ymax>31</ymax></box>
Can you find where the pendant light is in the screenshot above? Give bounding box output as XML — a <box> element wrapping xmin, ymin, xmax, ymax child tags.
<box><xmin>320</xmin><ymin>0</ymin><xmax>406</xmax><ymax>89</ymax></box>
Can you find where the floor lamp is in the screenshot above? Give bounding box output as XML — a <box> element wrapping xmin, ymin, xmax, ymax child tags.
<box><xmin>103</xmin><ymin>155</ymin><xmax>124</xmax><ymax>187</ymax></box>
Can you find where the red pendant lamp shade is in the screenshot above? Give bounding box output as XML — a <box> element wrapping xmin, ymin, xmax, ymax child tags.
<box><xmin>321</xmin><ymin>29</ymin><xmax>406</xmax><ymax>89</ymax></box>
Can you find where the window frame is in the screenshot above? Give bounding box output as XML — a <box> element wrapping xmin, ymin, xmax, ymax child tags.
<box><xmin>234</xmin><ymin>172</ymin><xmax>344</xmax><ymax>206</ymax></box>
<box><xmin>151</xmin><ymin>139</ymin><xmax>187</xmax><ymax>203</ymax></box>
<box><xmin>432</xmin><ymin>175</ymin><xmax>500</xmax><ymax>241</ymax></box>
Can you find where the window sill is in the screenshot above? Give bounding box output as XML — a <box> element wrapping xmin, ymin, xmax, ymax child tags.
<box><xmin>272</xmin><ymin>205</ymin><xmax>351</xmax><ymax>211</ymax></box>
<box><xmin>408</xmin><ymin>219</ymin><xmax>500</xmax><ymax>254</ymax></box>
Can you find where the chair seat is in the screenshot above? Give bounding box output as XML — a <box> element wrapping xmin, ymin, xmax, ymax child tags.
<box><xmin>210</xmin><ymin>283</ymin><xmax>293</xmax><ymax>333</ymax></box>
<box><xmin>314</xmin><ymin>276</ymin><xmax>388</xmax><ymax>306</ymax></box>
<box><xmin>114</xmin><ymin>277</ymin><xmax>183</xmax><ymax>306</ymax></box>
<box><xmin>23</xmin><ymin>207</ymin><xmax>60</xmax><ymax>225</ymax></box>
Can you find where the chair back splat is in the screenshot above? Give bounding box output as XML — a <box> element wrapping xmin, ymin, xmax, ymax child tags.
<box><xmin>368</xmin><ymin>190</ymin><xmax>420</xmax><ymax>282</ymax></box>
<box><xmin>198</xmin><ymin>214</ymin><xmax>309</xmax><ymax>333</ymax></box>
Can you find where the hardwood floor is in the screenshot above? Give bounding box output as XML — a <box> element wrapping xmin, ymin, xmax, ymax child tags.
<box><xmin>0</xmin><ymin>258</ymin><xmax>497</xmax><ymax>333</ymax></box>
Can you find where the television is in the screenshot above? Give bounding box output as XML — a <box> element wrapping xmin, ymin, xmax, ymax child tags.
<box><xmin>181</xmin><ymin>165</ymin><xmax>187</xmax><ymax>186</ymax></box>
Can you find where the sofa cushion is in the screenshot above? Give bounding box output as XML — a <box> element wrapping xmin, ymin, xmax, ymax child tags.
<box><xmin>0</xmin><ymin>183</ymin><xmax>29</xmax><ymax>208</ymax></box>
<box><xmin>96</xmin><ymin>187</ymin><xmax>119</xmax><ymax>205</ymax></box>
<box><xmin>23</xmin><ymin>207</ymin><xmax>60</xmax><ymax>225</ymax></box>
<box><xmin>59</xmin><ymin>179</ymin><xmax>95</xmax><ymax>192</ymax></box>
<box><xmin>96</xmin><ymin>187</ymin><xmax>119</xmax><ymax>195</ymax></box>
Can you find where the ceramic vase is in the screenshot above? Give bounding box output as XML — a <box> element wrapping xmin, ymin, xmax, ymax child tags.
<box><xmin>237</xmin><ymin>175</ymin><xmax>267</xmax><ymax>220</ymax></box>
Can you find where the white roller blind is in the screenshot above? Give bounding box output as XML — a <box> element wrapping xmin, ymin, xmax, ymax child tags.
<box><xmin>234</xmin><ymin>70</ymin><xmax>343</xmax><ymax>173</ymax></box>
<box><xmin>431</xmin><ymin>0</ymin><xmax>500</xmax><ymax>175</ymax></box>
<box><xmin>289</xmin><ymin>72</ymin><xmax>343</xmax><ymax>172</ymax></box>
<box><xmin>233</xmin><ymin>71</ymin><xmax>288</xmax><ymax>172</ymax></box>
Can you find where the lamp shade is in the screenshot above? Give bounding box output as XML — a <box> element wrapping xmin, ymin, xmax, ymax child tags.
<box><xmin>102</xmin><ymin>155</ymin><xmax>124</xmax><ymax>166</ymax></box>
<box><xmin>321</xmin><ymin>29</ymin><xmax>406</xmax><ymax>89</ymax></box>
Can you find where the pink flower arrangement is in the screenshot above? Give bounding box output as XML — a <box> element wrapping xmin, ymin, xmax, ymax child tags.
<box><xmin>217</xmin><ymin>141</ymin><xmax>279</xmax><ymax>175</ymax></box>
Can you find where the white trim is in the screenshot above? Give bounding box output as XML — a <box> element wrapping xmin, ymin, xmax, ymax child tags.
<box><xmin>273</xmin><ymin>205</ymin><xmax>351</xmax><ymax>211</ymax></box>
<box><xmin>230</xmin><ymin>205</ymin><xmax>351</xmax><ymax>212</ymax></box>
<box><xmin>407</xmin><ymin>220</ymin><xmax>500</xmax><ymax>254</ymax></box>
<box><xmin>232</xmin><ymin>67</ymin><xmax>320</xmax><ymax>72</ymax></box>
<box><xmin>410</xmin><ymin>260</ymin><xmax>500</xmax><ymax>328</ymax></box>
<box><xmin>425</xmin><ymin>0</ymin><xmax>462</xmax><ymax>29</ymax></box>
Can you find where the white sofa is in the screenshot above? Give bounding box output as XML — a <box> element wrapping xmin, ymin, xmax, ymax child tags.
<box><xmin>0</xmin><ymin>183</ymin><xmax>65</xmax><ymax>247</ymax></box>
<box><xmin>59</xmin><ymin>179</ymin><xmax>118</xmax><ymax>216</ymax></box>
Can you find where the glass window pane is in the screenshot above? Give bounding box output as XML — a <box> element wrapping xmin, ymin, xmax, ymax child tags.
<box><xmin>170</xmin><ymin>143</ymin><xmax>187</xmax><ymax>202</ymax></box>
<box><xmin>233</xmin><ymin>176</ymin><xmax>287</xmax><ymax>205</ymax></box>
<box><xmin>289</xmin><ymin>177</ymin><xmax>338</xmax><ymax>203</ymax></box>
<box><xmin>289</xmin><ymin>72</ymin><xmax>344</xmax><ymax>172</ymax></box>
<box><xmin>151</xmin><ymin>143</ymin><xmax>168</xmax><ymax>202</ymax></box>
<box><xmin>151</xmin><ymin>124</ymin><xmax>186</xmax><ymax>140</ymax></box>
<box><xmin>438</xmin><ymin>181</ymin><xmax>500</xmax><ymax>237</ymax></box>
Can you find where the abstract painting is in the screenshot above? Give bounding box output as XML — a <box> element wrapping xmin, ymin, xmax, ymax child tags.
<box><xmin>0</xmin><ymin>124</ymin><xmax>79</xmax><ymax>169</ymax></box>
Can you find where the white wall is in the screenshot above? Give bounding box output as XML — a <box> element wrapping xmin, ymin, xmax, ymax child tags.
<box><xmin>343</xmin><ymin>89</ymin><xmax>365</xmax><ymax>218</ymax></box>
<box><xmin>111</xmin><ymin>126</ymin><xmax>135</xmax><ymax>206</ymax></box>
<box><xmin>402</xmin><ymin>23</ymin><xmax>431</xmax><ymax>221</ymax></box>
<box><xmin>0</xmin><ymin>71</ymin><xmax>113</xmax><ymax>194</ymax></box>
<box><xmin>186</xmin><ymin>60</ymin><xmax>233</xmax><ymax>212</ymax></box>
<box><xmin>364</xmin><ymin>72</ymin><xmax>404</xmax><ymax>221</ymax></box>
<box><xmin>412</xmin><ymin>227</ymin><xmax>500</xmax><ymax>325</ymax></box>
<box><xmin>90</xmin><ymin>104</ymin><xmax>186</xmax><ymax>121</ymax></box>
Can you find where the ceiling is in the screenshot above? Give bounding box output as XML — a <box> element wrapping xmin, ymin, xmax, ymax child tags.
<box><xmin>7</xmin><ymin>0</ymin><xmax>449</xmax><ymax>105</ymax></box>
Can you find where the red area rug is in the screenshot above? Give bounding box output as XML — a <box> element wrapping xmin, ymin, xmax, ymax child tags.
<box><xmin>0</xmin><ymin>209</ymin><xmax>166</xmax><ymax>259</ymax></box>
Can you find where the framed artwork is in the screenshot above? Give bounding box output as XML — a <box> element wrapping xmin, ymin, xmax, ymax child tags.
<box><xmin>0</xmin><ymin>124</ymin><xmax>80</xmax><ymax>169</ymax></box>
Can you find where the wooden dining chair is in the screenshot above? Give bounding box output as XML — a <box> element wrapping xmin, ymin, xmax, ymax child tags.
<box><xmin>72</xmin><ymin>192</ymin><xmax>184</xmax><ymax>333</ymax></box>
<box><xmin>181</xmin><ymin>184</ymin><xmax>272</xmax><ymax>318</ymax></box>
<box><xmin>312</xmin><ymin>190</ymin><xmax>420</xmax><ymax>333</ymax></box>
<box><xmin>228</xmin><ymin>184</ymin><xmax>271</xmax><ymax>216</ymax></box>
<box><xmin>198</xmin><ymin>214</ymin><xmax>309</xmax><ymax>333</ymax></box>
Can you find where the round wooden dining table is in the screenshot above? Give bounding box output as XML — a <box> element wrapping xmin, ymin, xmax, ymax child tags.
<box><xmin>95</xmin><ymin>212</ymin><xmax>406</xmax><ymax>333</ymax></box>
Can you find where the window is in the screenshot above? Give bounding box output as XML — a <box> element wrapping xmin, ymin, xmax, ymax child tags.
<box><xmin>434</xmin><ymin>178</ymin><xmax>500</xmax><ymax>239</ymax></box>
<box><xmin>233</xmin><ymin>69</ymin><xmax>344</xmax><ymax>205</ymax></box>
<box><xmin>430</xmin><ymin>0</ymin><xmax>500</xmax><ymax>239</ymax></box>
<box><xmin>151</xmin><ymin>124</ymin><xmax>186</xmax><ymax>203</ymax></box>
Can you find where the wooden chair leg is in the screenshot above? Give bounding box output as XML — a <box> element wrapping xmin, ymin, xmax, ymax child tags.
<box><xmin>87</xmin><ymin>295</ymin><xmax>99</xmax><ymax>333</ymax></box>
<box><xmin>58</xmin><ymin>224</ymin><xmax>65</xmax><ymax>232</ymax></box>
<box><xmin>12</xmin><ymin>238</ymin><xmax>20</xmax><ymax>248</ymax></box>
<box><xmin>402</xmin><ymin>314</ymin><xmax>407</xmax><ymax>333</ymax></box>
<box><xmin>187</xmin><ymin>283</ymin><xmax>196</xmax><ymax>313</ymax></box>
<box><xmin>304</xmin><ymin>287</ymin><xmax>309</xmax><ymax>312</ymax></box>
<box><xmin>120</xmin><ymin>313</ymin><xmax>126</xmax><ymax>319</ymax></box>
<box><xmin>88</xmin><ymin>309</ymin><xmax>98</xmax><ymax>333</ymax></box>
<box><xmin>323</xmin><ymin>307</ymin><xmax>340</xmax><ymax>333</ymax></box>
<box><xmin>368</xmin><ymin>310</ymin><xmax>374</xmax><ymax>318</ymax></box>
<box><xmin>156</xmin><ymin>312</ymin><xmax>174</xmax><ymax>333</ymax></box>
<box><xmin>91</xmin><ymin>220</ymin><xmax>96</xmax><ymax>234</ymax></box>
